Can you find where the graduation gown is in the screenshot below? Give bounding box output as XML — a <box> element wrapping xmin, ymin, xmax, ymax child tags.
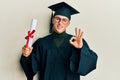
<box><xmin>20</xmin><ymin>33</ymin><xmax>98</xmax><ymax>80</ymax></box>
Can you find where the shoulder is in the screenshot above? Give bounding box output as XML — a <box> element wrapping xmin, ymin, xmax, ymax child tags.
<box><xmin>34</xmin><ymin>34</ymin><xmax>52</xmax><ymax>45</ymax></box>
<box><xmin>36</xmin><ymin>34</ymin><xmax>51</xmax><ymax>40</ymax></box>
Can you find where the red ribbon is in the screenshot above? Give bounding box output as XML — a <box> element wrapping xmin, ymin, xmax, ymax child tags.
<box><xmin>25</xmin><ymin>30</ymin><xmax>35</xmax><ymax>47</ymax></box>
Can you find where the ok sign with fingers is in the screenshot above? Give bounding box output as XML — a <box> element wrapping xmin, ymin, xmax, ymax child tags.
<box><xmin>69</xmin><ymin>28</ymin><xmax>84</xmax><ymax>49</ymax></box>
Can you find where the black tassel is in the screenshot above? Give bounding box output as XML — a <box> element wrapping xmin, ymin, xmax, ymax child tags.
<box><xmin>49</xmin><ymin>11</ymin><xmax>54</xmax><ymax>33</ymax></box>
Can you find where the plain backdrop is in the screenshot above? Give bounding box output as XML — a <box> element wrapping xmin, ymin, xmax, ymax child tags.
<box><xmin>0</xmin><ymin>0</ymin><xmax>120</xmax><ymax>80</ymax></box>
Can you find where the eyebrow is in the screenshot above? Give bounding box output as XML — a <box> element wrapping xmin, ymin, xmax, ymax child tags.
<box><xmin>54</xmin><ymin>16</ymin><xmax>69</xmax><ymax>20</ymax></box>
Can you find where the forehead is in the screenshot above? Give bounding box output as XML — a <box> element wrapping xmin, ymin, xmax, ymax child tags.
<box><xmin>54</xmin><ymin>15</ymin><xmax>69</xmax><ymax>19</ymax></box>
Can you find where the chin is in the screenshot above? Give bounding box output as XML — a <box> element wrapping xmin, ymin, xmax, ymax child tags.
<box><xmin>56</xmin><ymin>31</ymin><xmax>62</xmax><ymax>34</ymax></box>
<box><xmin>55</xmin><ymin>30</ymin><xmax>64</xmax><ymax>34</ymax></box>
<box><xmin>53</xmin><ymin>28</ymin><xmax>65</xmax><ymax>34</ymax></box>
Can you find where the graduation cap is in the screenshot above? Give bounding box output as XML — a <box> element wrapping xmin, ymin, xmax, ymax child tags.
<box><xmin>48</xmin><ymin>2</ymin><xmax>80</xmax><ymax>33</ymax></box>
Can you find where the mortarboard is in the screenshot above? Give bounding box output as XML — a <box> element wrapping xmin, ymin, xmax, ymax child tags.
<box><xmin>48</xmin><ymin>2</ymin><xmax>80</xmax><ymax>33</ymax></box>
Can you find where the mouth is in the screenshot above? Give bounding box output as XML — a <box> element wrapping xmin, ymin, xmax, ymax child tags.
<box><xmin>57</xmin><ymin>25</ymin><xmax>63</xmax><ymax>29</ymax></box>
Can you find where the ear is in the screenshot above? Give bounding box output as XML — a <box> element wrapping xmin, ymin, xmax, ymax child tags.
<box><xmin>52</xmin><ymin>17</ymin><xmax>55</xmax><ymax>24</ymax></box>
<box><xmin>66</xmin><ymin>21</ymin><xmax>70</xmax><ymax>27</ymax></box>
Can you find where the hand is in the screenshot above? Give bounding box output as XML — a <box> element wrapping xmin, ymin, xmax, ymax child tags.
<box><xmin>22</xmin><ymin>45</ymin><xmax>33</xmax><ymax>57</ymax></box>
<box><xmin>69</xmin><ymin>28</ymin><xmax>84</xmax><ymax>48</ymax></box>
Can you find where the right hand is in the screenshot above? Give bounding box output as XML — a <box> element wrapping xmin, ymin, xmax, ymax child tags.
<box><xmin>22</xmin><ymin>45</ymin><xmax>33</xmax><ymax>57</ymax></box>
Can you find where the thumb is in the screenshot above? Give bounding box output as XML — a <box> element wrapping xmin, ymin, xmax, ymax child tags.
<box><xmin>69</xmin><ymin>36</ymin><xmax>75</xmax><ymax>45</ymax></box>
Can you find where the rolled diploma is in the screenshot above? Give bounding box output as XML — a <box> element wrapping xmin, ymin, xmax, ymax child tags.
<box><xmin>27</xmin><ymin>19</ymin><xmax>37</xmax><ymax>47</ymax></box>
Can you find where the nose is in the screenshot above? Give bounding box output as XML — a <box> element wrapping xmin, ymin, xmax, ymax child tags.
<box><xmin>58</xmin><ymin>19</ymin><xmax>62</xmax><ymax>24</ymax></box>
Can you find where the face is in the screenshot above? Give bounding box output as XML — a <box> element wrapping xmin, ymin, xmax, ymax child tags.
<box><xmin>52</xmin><ymin>15</ymin><xmax>70</xmax><ymax>34</ymax></box>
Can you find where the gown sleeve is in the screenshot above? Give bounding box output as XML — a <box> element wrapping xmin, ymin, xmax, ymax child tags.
<box><xmin>20</xmin><ymin>39</ymin><xmax>41</xmax><ymax>80</ymax></box>
<box><xmin>70</xmin><ymin>39</ymin><xmax>98</xmax><ymax>76</ymax></box>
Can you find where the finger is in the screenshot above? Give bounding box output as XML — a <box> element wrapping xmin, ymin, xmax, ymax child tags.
<box><xmin>27</xmin><ymin>46</ymin><xmax>32</xmax><ymax>51</ymax></box>
<box><xmin>70</xmin><ymin>36</ymin><xmax>76</xmax><ymax>41</ymax></box>
<box><xmin>22</xmin><ymin>47</ymin><xmax>31</xmax><ymax>54</ymax></box>
<box><xmin>22</xmin><ymin>49</ymin><xmax>28</xmax><ymax>54</ymax></box>
<box><xmin>79</xmin><ymin>31</ymin><xmax>84</xmax><ymax>39</ymax></box>
<box><xmin>23</xmin><ymin>53</ymin><xmax>29</xmax><ymax>57</ymax></box>
<box><xmin>75</xmin><ymin>27</ymin><xmax>78</xmax><ymax>36</ymax></box>
<box><xmin>69</xmin><ymin>36</ymin><xmax>76</xmax><ymax>44</ymax></box>
<box><xmin>22</xmin><ymin>50</ymin><xmax>30</xmax><ymax>56</ymax></box>
<box><xmin>23</xmin><ymin>45</ymin><xmax>27</xmax><ymax>48</ymax></box>
<box><xmin>77</xmin><ymin>28</ymin><xmax>81</xmax><ymax>37</ymax></box>
<box><xmin>78</xmin><ymin>28</ymin><xmax>81</xmax><ymax>36</ymax></box>
<box><xmin>22</xmin><ymin>45</ymin><xmax>28</xmax><ymax>50</ymax></box>
<box><xmin>22</xmin><ymin>45</ymin><xmax>26</xmax><ymax>49</ymax></box>
<box><xmin>23</xmin><ymin>47</ymin><xmax>29</xmax><ymax>51</ymax></box>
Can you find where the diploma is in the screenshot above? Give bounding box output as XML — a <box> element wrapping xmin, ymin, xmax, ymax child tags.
<box><xmin>25</xmin><ymin>19</ymin><xmax>37</xmax><ymax>47</ymax></box>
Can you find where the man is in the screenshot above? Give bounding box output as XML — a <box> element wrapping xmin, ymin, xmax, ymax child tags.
<box><xmin>20</xmin><ymin>2</ymin><xmax>98</xmax><ymax>80</ymax></box>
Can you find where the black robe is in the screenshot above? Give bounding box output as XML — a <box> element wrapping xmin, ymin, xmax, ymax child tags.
<box><xmin>20</xmin><ymin>33</ymin><xmax>98</xmax><ymax>80</ymax></box>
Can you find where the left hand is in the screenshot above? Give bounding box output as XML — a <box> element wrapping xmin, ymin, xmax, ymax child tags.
<box><xmin>69</xmin><ymin>28</ymin><xmax>84</xmax><ymax>48</ymax></box>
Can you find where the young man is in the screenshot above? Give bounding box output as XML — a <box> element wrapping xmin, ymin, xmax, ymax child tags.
<box><xmin>20</xmin><ymin>2</ymin><xmax>98</xmax><ymax>80</ymax></box>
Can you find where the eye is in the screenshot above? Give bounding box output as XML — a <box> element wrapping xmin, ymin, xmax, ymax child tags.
<box><xmin>55</xmin><ymin>17</ymin><xmax>60</xmax><ymax>21</ymax></box>
<box><xmin>62</xmin><ymin>19</ymin><xmax>68</xmax><ymax>22</ymax></box>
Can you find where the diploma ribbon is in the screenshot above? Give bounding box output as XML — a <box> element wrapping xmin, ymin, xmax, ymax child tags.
<box><xmin>25</xmin><ymin>30</ymin><xmax>35</xmax><ymax>47</ymax></box>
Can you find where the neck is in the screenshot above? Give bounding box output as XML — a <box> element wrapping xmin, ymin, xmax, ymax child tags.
<box><xmin>52</xmin><ymin>31</ymin><xmax>67</xmax><ymax>47</ymax></box>
<box><xmin>52</xmin><ymin>31</ymin><xmax>67</xmax><ymax>38</ymax></box>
